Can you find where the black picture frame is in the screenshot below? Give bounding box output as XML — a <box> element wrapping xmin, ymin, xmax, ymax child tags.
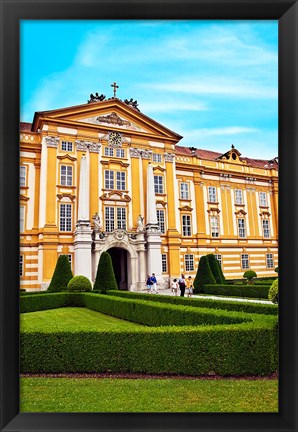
<box><xmin>0</xmin><ymin>1</ymin><xmax>297</xmax><ymax>431</ymax></box>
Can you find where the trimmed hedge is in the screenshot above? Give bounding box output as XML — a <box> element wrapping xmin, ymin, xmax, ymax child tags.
<box><xmin>20</xmin><ymin>292</ymin><xmax>278</xmax><ymax>376</ymax></box>
<box><xmin>203</xmin><ymin>284</ymin><xmax>271</xmax><ymax>299</ymax></box>
<box><xmin>20</xmin><ymin>320</ymin><xmax>277</xmax><ymax>376</ymax></box>
<box><xmin>107</xmin><ymin>290</ymin><xmax>278</xmax><ymax>316</ymax></box>
<box><xmin>20</xmin><ymin>293</ymin><xmax>75</xmax><ymax>313</ymax></box>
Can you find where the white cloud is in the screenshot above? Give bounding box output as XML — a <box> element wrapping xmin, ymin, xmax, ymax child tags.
<box><xmin>144</xmin><ymin>79</ymin><xmax>277</xmax><ymax>99</ymax></box>
<box><xmin>141</xmin><ymin>101</ymin><xmax>208</xmax><ymax>113</ymax></box>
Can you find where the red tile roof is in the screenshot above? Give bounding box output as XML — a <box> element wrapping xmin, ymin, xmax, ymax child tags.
<box><xmin>175</xmin><ymin>145</ymin><xmax>278</xmax><ymax>170</ymax></box>
<box><xmin>20</xmin><ymin>122</ymin><xmax>32</xmax><ymax>131</ymax></box>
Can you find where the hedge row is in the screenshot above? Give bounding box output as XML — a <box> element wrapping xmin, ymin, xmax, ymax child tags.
<box><xmin>107</xmin><ymin>290</ymin><xmax>278</xmax><ymax>315</ymax></box>
<box><xmin>20</xmin><ymin>292</ymin><xmax>278</xmax><ymax>376</ymax></box>
<box><xmin>20</xmin><ymin>292</ymin><xmax>74</xmax><ymax>313</ymax></box>
<box><xmin>20</xmin><ymin>319</ymin><xmax>277</xmax><ymax>376</ymax></box>
<box><xmin>20</xmin><ymin>292</ymin><xmax>250</xmax><ymax>327</ymax></box>
<box><xmin>203</xmin><ymin>284</ymin><xmax>271</xmax><ymax>299</ymax></box>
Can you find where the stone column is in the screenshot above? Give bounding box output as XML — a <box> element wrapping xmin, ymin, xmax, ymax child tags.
<box><xmin>145</xmin><ymin>163</ymin><xmax>163</xmax><ymax>284</ymax></box>
<box><xmin>74</xmin><ymin>153</ymin><xmax>93</xmax><ymax>280</ymax></box>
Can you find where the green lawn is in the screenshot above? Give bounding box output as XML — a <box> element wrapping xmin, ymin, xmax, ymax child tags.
<box><xmin>20</xmin><ymin>377</ymin><xmax>278</xmax><ymax>412</ymax></box>
<box><xmin>21</xmin><ymin>307</ymin><xmax>146</xmax><ymax>332</ymax></box>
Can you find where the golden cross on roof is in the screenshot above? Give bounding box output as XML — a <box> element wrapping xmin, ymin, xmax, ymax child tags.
<box><xmin>111</xmin><ymin>81</ymin><xmax>119</xmax><ymax>98</ymax></box>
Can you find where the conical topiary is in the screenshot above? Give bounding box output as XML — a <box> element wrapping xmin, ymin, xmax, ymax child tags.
<box><xmin>93</xmin><ymin>251</ymin><xmax>118</xmax><ymax>293</ymax></box>
<box><xmin>193</xmin><ymin>255</ymin><xmax>216</xmax><ymax>293</ymax></box>
<box><xmin>47</xmin><ymin>255</ymin><xmax>73</xmax><ymax>292</ymax></box>
<box><xmin>207</xmin><ymin>254</ymin><xmax>225</xmax><ymax>284</ymax></box>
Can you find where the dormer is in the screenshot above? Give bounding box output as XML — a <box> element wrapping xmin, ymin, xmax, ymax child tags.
<box><xmin>216</xmin><ymin>145</ymin><xmax>245</xmax><ymax>164</ymax></box>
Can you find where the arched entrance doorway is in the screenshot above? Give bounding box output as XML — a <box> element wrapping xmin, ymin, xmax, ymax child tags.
<box><xmin>107</xmin><ymin>247</ymin><xmax>129</xmax><ymax>290</ymax></box>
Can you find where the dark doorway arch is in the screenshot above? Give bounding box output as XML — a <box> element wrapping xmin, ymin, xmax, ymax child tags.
<box><xmin>107</xmin><ymin>247</ymin><xmax>129</xmax><ymax>290</ymax></box>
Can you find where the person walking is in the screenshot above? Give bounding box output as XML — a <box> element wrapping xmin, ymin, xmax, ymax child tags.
<box><xmin>171</xmin><ymin>278</ymin><xmax>179</xmax><ymax>296</ymax></box>
<box><xmin>178</xmin><ymin>274</ymin><xmax>186</xmax><ymax>297</ymax></box>
<box><xmin>186</xmin><ymin>275</ymin><xmax>193</xmax><ymax>298</ymax></box>
<box><xmin>146</xmin><ymin>274</ymin><xmax>153</xmax><ymax>293</ymax></box>
<box><xmin>150</xmin><ymin>273</ymin><xmax>158</xmax><ymax>293</ymax></box>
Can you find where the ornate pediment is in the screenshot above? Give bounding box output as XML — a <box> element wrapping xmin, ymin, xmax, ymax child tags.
<box><xmin>178</xmin><ymin>205</ymin><xmax>193</xmax><ymax>212</ymax></box>
<box><xmin>77</xmin><ymin>112</ymin><xmax>148</xmax><ymax>133</ymax></box>
<box><xmin>235</xmin><ymin>209</ymin><xmax>247</xmax><ymax>216</ymax></box>
<box><xmin>57</xmin><ymin>154</ymin><xmax>76</xmax><ymax>161</ymax></box>
<box><xmin>100</xmin><ymin>191</ymin><xmax>131</xmax><ymax>202</ymax></box>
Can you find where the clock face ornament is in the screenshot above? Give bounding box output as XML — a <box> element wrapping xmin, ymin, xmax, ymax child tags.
<box><xmin>108</xmin><ymin>131</ymin><xmax>123</xmax><ymax>148</ymax></box>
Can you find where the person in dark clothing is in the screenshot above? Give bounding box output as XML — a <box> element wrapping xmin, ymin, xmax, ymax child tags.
<box><xmin>178</xmin><ymin>274</ymin><xmax>186</xmax><ymax>297</ymax></box>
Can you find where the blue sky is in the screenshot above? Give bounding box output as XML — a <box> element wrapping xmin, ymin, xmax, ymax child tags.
<box><xmin>20</xmin><ymin>20</ymin><xmax>278</xmax><ymax>159</ymax></box>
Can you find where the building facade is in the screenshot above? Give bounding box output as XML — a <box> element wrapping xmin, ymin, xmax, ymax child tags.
<box><xmin>20</xmin><ymin>96</ymin><xmax>278</xmax><ymax>291</ymax></box>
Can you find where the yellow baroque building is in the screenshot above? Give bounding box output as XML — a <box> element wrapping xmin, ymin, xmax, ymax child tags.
<box><xmin>20</xmin><ymin>95</ymin><xmax>278</xmax><ymax>291</ymax></box>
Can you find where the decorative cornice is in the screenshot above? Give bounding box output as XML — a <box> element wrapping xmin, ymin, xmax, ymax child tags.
<box><xmin>75</xmin><ymin>140</ymin><xmax>101</xmax><ymax>153</ymax></box>
<box><xmin>178</xmin><ymin>205</ymin><xmax>193</xmax><ymax>212</ymax></box>
<box><xmin>260</xmin><ymin>211</ymin><xmax>271</xmax><ymax>217</ymax></box>
<box><xmin>164</xmin><ymin>153</ymin><xmax>175</xmax><ymax>163</ymax></box>
<box><xmin>20</xmin><ymin>194</ymin><xmax>29</xmax><ymax>201</ymax></box>
<box><xmin>207</xmin><ymin>207</ymin><xmax>221</xmax><ymax>214</ymax></box>
<box><xmin>45</xmin><ymin>136</ymin><xmax>59</xmax><ymax>148</ymax></box>
<box><xmin>57</xmin><ymin>154</ymin><xmax>77</xmax><ymax>162</ymax></box>
<box><xmin>100</xmin><ymin>191</ymin><xmax>131</xmax><ymax>202</ymax></box>
<box><xmin>153</xmin><ymin>165</ymin><xmax>166</xmax><ymax>173</ymax></box>
<box><xmin>129</xmin><ymin>148</ymin><xmax>141</xmax><ymax>158</ymax></box>
<box><xmin>57</xmin><ymin>193</ymin><xmax>76</xmax><ymax>201</ymax></box>
<box><xmin>140</xmin><ymin>150</ymin><xmax>152</xmax><ymax>160</ymax></box>
<box><xmin>235</xmin><ymin>209</ymin><xmax>247</xmax><ymax>216</ymax></box>
<box><xmin>100</xmin><ymin>160</ymin><xmax>129</xmax><ymax>168</ymax></box>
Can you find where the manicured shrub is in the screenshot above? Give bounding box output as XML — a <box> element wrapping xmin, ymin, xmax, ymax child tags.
<box><xmin>193</xmin><ymin>256</ymin><xmax>216</xmax><ymax>293</ymax></box>
<box><xmin>268</xmin><ymin>279</ymin><xmax>278</xmax><ymax>304</ymax></box>
<box><xmin>275</xmin><ymin>267</ymin><xmax>278</xmax><ymax>274</ymax></box>
<box><xmin>67</xmin><ymin>275</ymin><xmax>92</xmax><ymax>292</ymax></box>
<box><xmin>243</xmin><ymin>270</ymin><xmax>257</xmax><ymax>284</ymax></box>
<box><xmin>20</xmin><ymin>292</ymin><xmax>74</xmax><ymax>313</ymax></box>
<box><xmin>207</xmin><ymin>254</ymin><xmax>224</xmax><ymax>284</ymax></box>
<box><xmin>47</xmin><ymin>255</ymin><xmax>73</xmax><ymax>292</ymax></box>
<box><xmin>107</xmin><ymin>290</ymin><xmax>278</xmax><ymax>315</ymax></box>
<box><xmin>20</xmin><ymin>289</ymin><xmax>26</xmax><ymax>292</ymax></box>
<box><xmin>203</xmin><ymin>284</ymin><xmax>270</xmax><ymax>299</ymax></box>
<box><xmin>93</xmin><ymin>251</ymin><xmax>118</xmax><ymax>293</ymax></box>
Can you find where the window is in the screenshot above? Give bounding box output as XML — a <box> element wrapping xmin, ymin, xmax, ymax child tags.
<box><xmin>116</xmin><ymin>148</ymin><xmax>125</xmax><ymax>158</ymax></box>
<box><xmin>266</xmin><ymin>253</ymin><xmax>274</xmax><ymax>269</ymax></box>
<box><xmin>154</xmin><ymin>176</ymin><xmax>164</xmax><ymax>194</ymax></box>
<box><xmin>235</xmin><ymin>189</ymin><xmax>243</xmax><ymax>205</ymax></box>
<box><xmin>180</xmin><ymin>182</ymin><xmax>189</xmax><ymax>200</ymax></box>
<box><xmin>105</xmin><ymin>170</ymin><xmax>114</xmax><ymax>189</ymax></box>
<box><xmin>259</xmin><ymin>192</ymin><xmax>267</xmax><ymax>207</ymax></box>
<box><xmin>152</xmin><ymin>153</ymin><xmax>162</xmax><ymax>163</ymax></box>
<box><xmin>157</xmin><ymin>209</ymin><xmax>166</xmax><ymax>234</ymax></box>
<box><xmin>105</xmin><ymin>207</ymin><xmax>115</xmax><ymax>232</ymax></box>
<box><xmin>162</xmin><ymin>254</ymin><xmax>167</xmax><ymax>273</ymax></box>
<box><xmin>117</xmin><ymin>207</ymin><xmax>126</xmax><ymax>229</ymax></box>
<box><xmin>116</xmin><ymin>172</ymin><xmax>126</xmax><ymax>191</ymax></box>
<box><xmin>20</xmin><ymin>206</ymin><xmax>25</xmax><ymax>232</ymax></box>
<box><xmin>61</xmin><ymin>141</ymin><xmax>73</xmax><ymax>152</ymax></box>
<box><xmin>19</xmin><ymin>255</ymin><xmax>24</xmax><ymax>277</ymax></box>
<box><xmin>20</xmin><ymin>166</ymin><xmax>26</xmax><ymax>187</ymax></box>
<box><xmin>262</xmin><ymin>220</ymin><xmax>270</xmax><ymax>238</ymax></box>
<box><xmin>104</xmin><ymin>147</ymin><xmax>114</xmax><ymax>157</ymax></box>
<box><xmin>60</xmin><ymin>165</ymin><xmax>73</xmax><ymax>186</ymax></box>
<box><xmin>185</xmin><ymin>254</ymin><xmax>194</xmax><ymax>272</ymax></box>
<box><xmin>59</xmin><ymin>204</ymin><xmax>72</xmax><ymax>231</ymax></box>
<box><xmin>237</xmin><ymin>218</ymin><xmax>246</xmax><ymax>238</ymax></box>
<box><xmin>182</xmin><ymin>215</ymin><xmax>191</xmax><ymax>236</ymax></box>
<box><xmin>105</xmin><ymin>207</ymin><xmax>126</xmax><ymax>231</ymax></box>
<box><xmin>208</xmin><ymin>186</ymin><xmax>217</xmax><ymax>203</ymax></box>
<box><xmin>210</xmin><ymin>216</ymin><xmax>219</xmax><ymax>237</ymax></box>
<box><xmin>215</xmin><ymin>254</ymin><xmax>222</xmax><ymax>267</ymax></box>
<box><xmin>241</xmin><ymin>254</ymin><xmax>249</xmax><ymax>270</ymax></box>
